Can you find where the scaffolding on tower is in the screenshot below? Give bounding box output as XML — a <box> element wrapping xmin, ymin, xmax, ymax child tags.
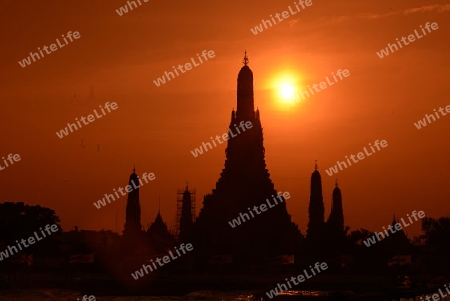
<box><xmin>174</xmin><ymin>185</ymin><xmax>196</xmax><ymax>241</ymax></box>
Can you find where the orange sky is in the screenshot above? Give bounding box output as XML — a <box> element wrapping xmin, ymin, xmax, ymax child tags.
<box><xmin>0</xmin><ymin>0</ymin><xmax>449</xmax><ymax>238</ymax></box>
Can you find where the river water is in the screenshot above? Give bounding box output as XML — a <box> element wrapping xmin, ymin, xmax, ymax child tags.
<box><xmin>0</xmin><ymin>290</ymin><xmax>257</xmax><ymax>301</ymax></box>
<box><xmin>3</xmin><ymin>289</ymin><xmax>449</xmax><ymax>301</ymax></box>
<box><xmin>0</xmin><ymin>289</ymin><xmax>450</xmax><ymax>301</ymax></box>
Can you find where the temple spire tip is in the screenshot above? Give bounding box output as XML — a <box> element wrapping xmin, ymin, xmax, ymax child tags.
<box><xmin>243</xmin><ymin>51</ymin><xmax>249</xmax><ymax>66</ymax></box>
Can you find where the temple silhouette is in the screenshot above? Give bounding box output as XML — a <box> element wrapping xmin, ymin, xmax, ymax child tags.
<box><xmin>1</xmin><ymin>54</ymin><xmax>448</xmax><ymax>299</ymax></box>
<box><xmin>305</xmin><ymin>161</ymin><xmax>347</xmax><ymax>259</ymax></box>
<box><xmin>191</xmin><ymin>52</ymin><xmax>300</xmax><ymax>266</ymax></box>
<box><xmin>3</xmin><ymin>54</ymin><xmax>445</xmax><ymax>301</ymax></box>
<box><xmin>117</xmin><ymin>53</ymin><xmax>353</xmax><ymax>267</ymax></box>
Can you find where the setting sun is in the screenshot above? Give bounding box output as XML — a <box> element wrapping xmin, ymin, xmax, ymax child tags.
<box><xmin>280</xmin><ymin>83</ymin><xmax>295</xmax><ymax>99</ymax></box>
<box><xmin>269</xmin><ymin>73</ymin><xmax>301</xmax><ymax>109</ymax></box>
<box><xmin>273</xmin><ymin>75</ymin><xmax>298</xmax><ymax>110</ymax></box>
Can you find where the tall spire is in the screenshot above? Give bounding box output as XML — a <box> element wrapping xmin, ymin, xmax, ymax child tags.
<box><xmin>133</xmin><ymin>163</ymin><xmax>136</xmax><ymax>173</ymax></box>
<box><xmin>237</xmin><ymin>51</ymin><xmax>254</xmax><ymax>120</ymax></box>
<box><xmin>123</xmin><ymin>168</ymin><xmax>142</xmax><ymax>237</ymax></box>
<box><xmin>308</xmin><ymin>160</ymin><xmax>325</xmax><ymax>240</ymax></box>
<box><xmin>327</xmin><ymin>179</ymin><xmax>345</xmax><ymax>236</ymax></box>
<box><xmin>335</xmin><ymin>178</ymin><xmax>338</xmax><ymax>187</ymax></box>
<box><xmin>193</xmin><ymin>53</ymin><xmax>299</xmax><ymax>266</ymax></box>
<box><xmin>178</xmin><ymin>186</ymin><xmax>195</xmax><ymax>243</ymax></box>
<box><xmin>243</xmin><ymin>51</ymin><xmax>249</xmax><ymax>66</ymax></box>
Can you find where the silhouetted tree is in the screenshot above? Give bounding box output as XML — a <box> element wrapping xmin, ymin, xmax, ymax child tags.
<box><xmin>0</xmin><ymin>202</ymin><xmax>61</xmax><ymax>246</ymax></box>
<box><xmin>421</xmin><ymin>217</ymin><xmax>450</xmax><ymax>255</ymax></box>
<box><xmin>417</xmin><ymin>217</ymin><xmax>450</xmax><ymax>273</ymax></box>
<box><xmin>347</xmin><ymin>228</ymin><xmax>374</xmax><ymax>246</ymax></box>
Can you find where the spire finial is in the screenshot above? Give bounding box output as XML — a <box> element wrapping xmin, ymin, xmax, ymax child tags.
<box><xmin>133</xmin><ymin>163</ymin><xmax>136</xmax><ymax>173</ymax></box>
<box><xmin>335</xmin><ymin>178</ymin><xmax>338</xmax><ymax>187</ymax></box>
<box><xmin>243</xmin><ymin>51</ymin><xmax>249</xmax><ymax>66</ymax></box>
<box><xmin>315</xmin><ymin>160</ymin><xmax>318</xmax><ymax>171</ymax></box>
<box><xmin>158</xmin><ymin>196</ymin><xmax>160</xmax><ymax>214</ymax></box>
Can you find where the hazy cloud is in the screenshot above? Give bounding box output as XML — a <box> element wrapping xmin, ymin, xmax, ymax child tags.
<box><xmin>326</xmin><ymin>4</ymin><xmax>450</xmax><ymax>23</ymax></box>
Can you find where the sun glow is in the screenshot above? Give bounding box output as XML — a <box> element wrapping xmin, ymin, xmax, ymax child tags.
<box><xmin>270</xmin><ymin>73</ymin><xmax>302</xmax><ymax>110</ymax></box>
<box><xmin>280</xmin><ymin>83</ymin><xmax>295</xmax><ymax>99</ymax></box>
